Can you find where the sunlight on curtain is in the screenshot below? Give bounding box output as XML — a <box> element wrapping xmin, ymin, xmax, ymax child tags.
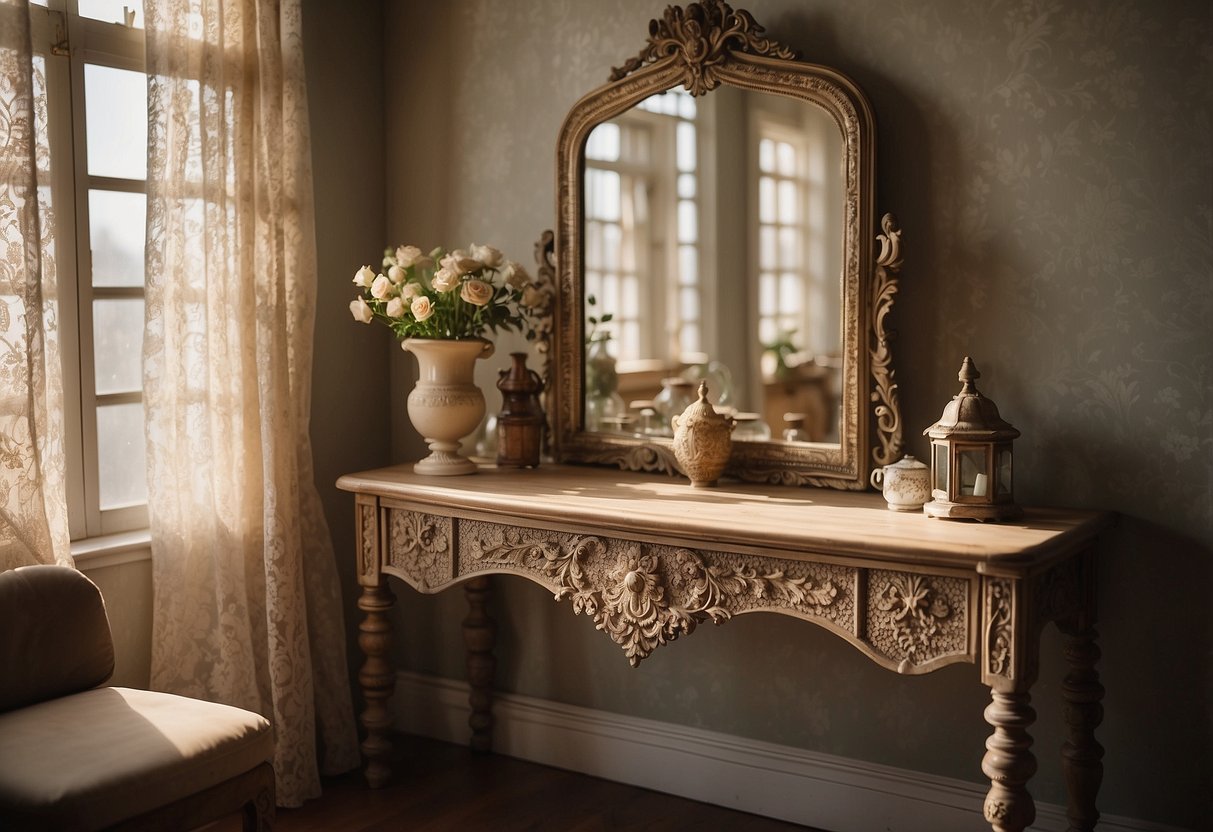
<box><xmin>143</xmin><ymin>0</ymin><xmax>358</xmax><ymax>806</ymax></box>
<box><xmin>0</xmin><ymin>0</ymin><xmax>71</xmax><ymax>571</ymax></box>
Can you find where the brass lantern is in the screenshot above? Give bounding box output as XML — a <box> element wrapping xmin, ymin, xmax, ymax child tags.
<box><xmin>923</xmin><ymin>357</ymin><xmax>1022</xmax><ymax>521</ymax></box>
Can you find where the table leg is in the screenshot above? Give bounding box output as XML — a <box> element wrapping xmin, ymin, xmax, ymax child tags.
<box><xmin>357</xmin><ymin>582</ymin><xmax>397</xmax><ymax>788</ymax></box>
<box><xmin>1059</xmin><ymin>622</ymin><xmax>1104</xmax><ymax>831</ymax></box>
<box><xmin>463</xmin><ymin>575</ymin><xmax>496</xmax><ymax>752</ymax></box>
<box><xmin>982</xmin><ymin>690</ymin><xmax>1037</xmax><ymax>831</ymax></box>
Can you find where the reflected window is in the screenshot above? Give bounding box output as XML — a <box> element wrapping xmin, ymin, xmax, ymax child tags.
<box><xmin>585</xmin><ymin>88</ymin><xmax>700</xmax><ymax>362</ymax></box>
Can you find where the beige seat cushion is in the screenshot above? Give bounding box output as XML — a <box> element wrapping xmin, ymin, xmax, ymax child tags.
<box><xmin>0</xmin><ymin>686</ymin><xmax>273</xmax><ymax>831</ymax></box>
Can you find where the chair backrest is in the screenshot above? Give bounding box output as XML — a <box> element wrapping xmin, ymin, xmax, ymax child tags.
<box><xmin>0</xmin><ymin>565</ymin><xmax>115</xmax><ymax>712</ymax></box>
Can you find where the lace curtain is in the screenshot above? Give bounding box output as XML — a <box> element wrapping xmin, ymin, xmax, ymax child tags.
<box><xmin>143</xmin><ymin>0</ymin><xmax>358</xmax><ymax>806</ymax></box>
<box><xmin>0</xmin><ymin>0</ymin><xmax>71</xmax><ymax>571</ymax></box>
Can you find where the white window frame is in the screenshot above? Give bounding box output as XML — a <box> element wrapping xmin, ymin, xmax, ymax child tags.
<box><xmin>31</xmin><ymin>1</ymin><xmax>148</xmax><ymax>541</ymax></box>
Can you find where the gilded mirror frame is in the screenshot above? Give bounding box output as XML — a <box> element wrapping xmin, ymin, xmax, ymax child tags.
<box><xmin>545</xmin><ymin>0</ymin><xmax>904</xmax><ymax>489</ymax></box>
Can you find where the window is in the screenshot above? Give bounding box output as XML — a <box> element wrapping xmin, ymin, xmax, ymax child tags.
<box><xmin>756</xmin><ymin>129</ymin><xmax>806</xmax><ymax>349</ymax></box>
<box><xmin>31</xmin><ymin>1</ymin><xmax>148</xmax><ymax>539</ymax></box>
<box><xmin>584</xmin><ymin>88</ymin><xmax>701</xmax><ymax>364</ymax></box>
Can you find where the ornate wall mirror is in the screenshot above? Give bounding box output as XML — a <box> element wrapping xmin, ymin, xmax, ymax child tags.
<box><xmin>544</xmin><ymin>0</ymin><xmax>904</xmax><ymax>488</ymax></box>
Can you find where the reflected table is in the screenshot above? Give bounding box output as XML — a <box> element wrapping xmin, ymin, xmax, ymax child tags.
<box><xmin>338</xmin><ymin>464</ymin><xmax>1111</xmax><ymax>832</ymax></box>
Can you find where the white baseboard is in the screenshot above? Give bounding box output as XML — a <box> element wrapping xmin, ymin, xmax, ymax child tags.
<box><xmin>392</xmin><ymin>671</ymin><xmax>1184</xmax><ymax>832</ymax></box>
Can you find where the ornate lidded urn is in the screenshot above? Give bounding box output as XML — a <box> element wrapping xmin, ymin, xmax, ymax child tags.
<box><xmin>671</xmin><ymin>381</ymin><xmax>735</xmax><ymax>488</ymax></box>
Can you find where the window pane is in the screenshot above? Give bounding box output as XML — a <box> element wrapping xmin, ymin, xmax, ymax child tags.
<box><xmin>778</xmin><ymin>227</ymin><xmax>799</xmax><ymax>269</ymax></box>
<box><xmin>759</xmin><ymin>176</ymin><xmax>775</xmax><ymax>223</ymax></box>
<box><xmin>678</xmin><ymin>245</ymin><xmax>697</xmax><ymax>285</ymax></box>
<box><xmin>759</xmin><ymin>227</ymin><xmax>776</xmax><ymax>269</ymax></box>
<box><xmin>676</xmin><ymin>121</ymin><xmax>696</xmax><ymax>172</ymax></box>
<box><xmin>89</xmin><ymin>190</ymin><xmax>146</xmax><ymax>287</ymax></box>
<box><xmin>677</xmin><ymin>173</ymin><xmax>696</xmax><ymax>199</ymax></box>
<box><xmin>759</xmin><ymin>139</ymin><xmax>775</xmax><ymax>173</ymax></box>
<box><xmin>780</xmin><ymin>273</ymin><xmax>803</xmax><ymax>316</ymax></box>
<box><xmin>759</xmin><ymin>272</ymin><xmax>776</xmax><ymax>316</ymax></box>
<box><xmin>680</xmin><ymin>287</ymin><xmax>699</xmax><ymax>320</ymax></box>
<box><xmin>85</xmin><ymin>64</ymin><xmax>148</xmax><ymax>179</ymax></box>
<box><xmin>79</xmin><ymin>0</ymin><xmax>145</xmax><ymax>28</ymax></box>
<box><xmin>585</xmin><ymin>123</ymin><xmax>620</xmax><ymax>162</ymax></box>
<box><xmin>93</xmin><ymin>299</ymin><xmax>144</xmax><ymax>394</ymax></box>
<box><xmin>778</xmin><ymin>180</ymin><xmax>798</xmax><ymax>222</ymax></box>
<box><xmin>677</xmin><ymin>199</ymin><xmax>697</xmax><ymax>243</ymax></box>
<box><xmin>776</xmin><ymin>141</ymin><xmax>796</xmax><ymax>176</ymax></box>
<box><xmin>97</xmin><ymin>403</ymin><xmax>147</xmax><ymax>509</ymax></box>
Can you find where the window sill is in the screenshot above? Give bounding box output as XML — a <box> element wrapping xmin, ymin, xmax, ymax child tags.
<box><xmin>72</xmin><ymin>529</ymin><xmax>152</xmax><ymax>570</ymax></box>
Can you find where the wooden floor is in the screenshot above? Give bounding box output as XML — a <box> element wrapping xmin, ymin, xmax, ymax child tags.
<box><xmin>214</xmin><ymin>733</ymin><xmax>824</xmax><ymax>831</ymax></box>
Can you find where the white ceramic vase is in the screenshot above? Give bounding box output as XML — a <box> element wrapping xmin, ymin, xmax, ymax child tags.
<box><xmin>403</xmin><ymin>338</ymin><xmax>495</xmax><ymax>476</ymax></box>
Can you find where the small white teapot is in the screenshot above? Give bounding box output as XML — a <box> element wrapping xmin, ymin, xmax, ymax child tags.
<box><xmin>870</xmin><ymin>454</ymin><xmax>930</xmax><ymax>512</ymax></box>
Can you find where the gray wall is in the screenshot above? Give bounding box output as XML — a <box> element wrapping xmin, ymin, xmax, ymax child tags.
<box><xmin>382</xmin><ymin>1</ymin><xmax>1213</xmax><ymax>828</ymax></box>
<box><xmin>302</xmin><ymin>0</ymin><xmax>391</xmax><ymax>686</ymax></box>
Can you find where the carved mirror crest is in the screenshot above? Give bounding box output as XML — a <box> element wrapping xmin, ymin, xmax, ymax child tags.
<box><xmin>540</xmin><ymin>0</ymin><xmax>903</xmax><ymax>488</ymax></box>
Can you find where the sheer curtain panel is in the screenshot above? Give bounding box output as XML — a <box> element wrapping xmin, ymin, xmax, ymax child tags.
<box><xmin>143</xmin><ymin>0</ymin><xmax>358</xmax><ymax>806</ymax></box>
<box><xmin>0</xmin><ymin>0</ymin><xmax>71</xmax><ymax>571</ymax></box>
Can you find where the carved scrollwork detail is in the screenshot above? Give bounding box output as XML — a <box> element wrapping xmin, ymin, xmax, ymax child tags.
<box><xmin>462</xmin><ymin>519</ymin><xmax>847</xmax><ymax>666</ymax></box>
<box><xmin>582</xmin><ymin>442</ymin><xmax>683</xmax><ymax>477</ymax></box>
<box><xmin>609</xmin><ymin>0</ymin><xmax>798</xmax><ymax>95</ymax></box>
<box><xmin>529</xmin><ymin>230</ymin><xmax>556</xmax><ymax>396</ymax></box>
<box><xmin>1030</xmin><ymin>556</ymin><xmax>1082</xmax><ymax>633</ymax></box>
<box><xmin>672</xmin><ymin>546</ymin><xmax>838</xmax><ymax>620</ymax></box>
<box><xmin>866</xmin><ymin>569</ymin><xmax>968</xmax><ymax>669</ymax></box>
<box><xmin>388</xmin><ymin>510</ymin><xmax>451</xmax><ymax>590</ymax></box>
<box><xmin>875</xmin><ymin>573</ymin><xmax>951</xmax><ymax>657</ymax></box>
<box><xmin>359</xmin><ymin>503</ymin><xmax>377</xmax><ymax>580</ymax></box>
<box><xmin>871</xmin><ymin>212</ymin><xmax>904</xmax><ymax>468</ymax></box>
<box><xmin>985</xmin><ymin>578</ymin><xmax>1015</xmax><ymax>679</ymax></box>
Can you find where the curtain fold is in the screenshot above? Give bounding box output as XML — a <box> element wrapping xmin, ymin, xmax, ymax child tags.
<box><xmin>143</xmin><ymin>0</ymin><xmax>358</xmax><ymax>806</ymax></box>
<box><xmin>0</xmin><ymin>0</ymin><xmax>71</xmax><ymax>571</ymax></box>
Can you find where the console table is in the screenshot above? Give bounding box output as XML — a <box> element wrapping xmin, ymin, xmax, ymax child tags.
<box><xmin>337</xmin><ymin>463</ymin><xmax>1111</xmax><ymax>832</ymax></box>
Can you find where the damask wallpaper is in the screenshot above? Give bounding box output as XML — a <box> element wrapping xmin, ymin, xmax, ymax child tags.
<box><xmin>371</xmin><ymin>0</ymin><xmax>1211</xmax><ymax>826</ymax></box>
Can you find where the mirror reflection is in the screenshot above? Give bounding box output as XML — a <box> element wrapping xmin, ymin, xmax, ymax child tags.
<box><xmin>581</xmin><ymin>86</ymin><xmax>845</xmax><ymax>446</ymax></box>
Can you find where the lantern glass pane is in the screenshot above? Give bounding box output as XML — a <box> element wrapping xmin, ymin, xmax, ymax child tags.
<box><xmin>997</xmin><ymin>447</ymin><xmax>1013</xmax><ymax>497</ymax></box>
<box><xmin>958</xmin><ymin>447</ymin><xmax>988</xmax><ymax>498</ymax></box>
<box><xmin>933</xmin><ymin>442</ymin><xmax>949</xmax><ymax>493</ymax></box>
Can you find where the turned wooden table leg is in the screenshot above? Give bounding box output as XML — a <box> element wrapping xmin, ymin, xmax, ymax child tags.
<box><xmin>463</xmin><ymin>575</ymin><xmax>497</xmax><ymax>753</ymax></box>
<box><xmin>982</xmin><ymin>690</ymin><xmax>1037</xmax><ymax>831</ymax></box>
<box><xmin>357</xmin><ymin>582</ymin><xmax>397</xmax><ymax>788</ymax></box>
<box><xmin>1059</xmin><ymin>622</ymin><xmax>1104</xmax><ymax>831</ymax></box>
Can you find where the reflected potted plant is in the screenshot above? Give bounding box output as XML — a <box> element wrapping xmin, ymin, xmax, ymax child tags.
<box><xmin>584</xmin><ymin>295</ymin><xmax>623</xmax><ymax>429</ymax></box>
<box><xmin>350</xmin><ymin>243</ymin><xmax>538</xmax><ymax>475</ymax></box>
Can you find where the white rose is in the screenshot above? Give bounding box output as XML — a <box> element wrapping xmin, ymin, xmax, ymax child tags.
<box><xmin>353</xmin><ymin>265</ymin><xmax>375</xmax><ymax>287</ymax></box>
<box><xmin>385</xmin><ymin>296</ymin><xmax>406</xmax><ymax>318</ymax></box>
<box><xmin>401</xmin><ymin>281</ymin><xmax>423</xmax><ymax>299</ymax></box>
<box><xmin>370</xmin><ymin>274</ymin><xmax>393</xmax><ymax>299</ymax></box>
<box><xmin>395</xmin><ymin>245</ymin><xmax>424</xmax><ymax>268</ymax></box>
<box><xmin>411</xmin><ymin>296</ymin><xmax>434</xmax><ymax>321</ymax></box>
<box><xmin>460</xmin><ymin>279</ymin><xmax>493</xmax><ymax>306</ymax></box>
<box><xmin>432</xmin><ymin>267</ymin><xmax>460</xmax><ymax>292</ymax></box>
<box><xmin>387</xmin><ymin>265</ymin><xmax>404</xmax><ymax>284</ymax></box>
<box><xmin>349</xmin><ymin>295</ymin><xmax>373</xmax><ymax>323</ymax></box>
<box><xmin>502</xmin><ymin>260</ymin><xmax>530</xmax><ymax>290</ymax></box>
<box><xmin>440</xmin><ymin>250</ymin><xmax>481</xmax><ymax>275</ymax></box>
<box><xmin>470</xmin><ymin>243</ymin><xmax>504</xmax><ymax>269</ymax></box>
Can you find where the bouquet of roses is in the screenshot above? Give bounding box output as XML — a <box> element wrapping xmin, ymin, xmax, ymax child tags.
<box><xmin>350</xmin><ymin>243</ymin><xmax>539</xmax><ymax>342</ymax></box>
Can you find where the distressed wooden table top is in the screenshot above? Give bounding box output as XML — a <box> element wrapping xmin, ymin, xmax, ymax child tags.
<box><xmin>337</xmin><ymin>464</ymin><xmax>1111</xmax><ymax>574</ymax></box>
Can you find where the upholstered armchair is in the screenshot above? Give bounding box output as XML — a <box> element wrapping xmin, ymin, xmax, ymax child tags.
<box><xmin>0</xmin><ymin>565</ymin><xmax>275</xmax><ymax>831</ymax></box>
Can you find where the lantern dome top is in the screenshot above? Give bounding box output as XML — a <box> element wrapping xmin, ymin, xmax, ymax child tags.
<box><xmin>924</xmin><ymin>357</ymin><xmax>1020</xmax><ymax>440</ymax></box>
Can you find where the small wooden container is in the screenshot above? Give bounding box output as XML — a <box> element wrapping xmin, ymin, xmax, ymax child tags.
<box><xmin>496</xmin><ymin>353</ymin><xmax>545</xmax><ymax>468</ymax></box>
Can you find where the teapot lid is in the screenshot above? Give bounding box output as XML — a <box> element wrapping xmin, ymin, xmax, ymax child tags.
<box><xmin>888</xmin><ymin>454</ymin><xmax>928</xmax><ymax>470</ymax></box>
